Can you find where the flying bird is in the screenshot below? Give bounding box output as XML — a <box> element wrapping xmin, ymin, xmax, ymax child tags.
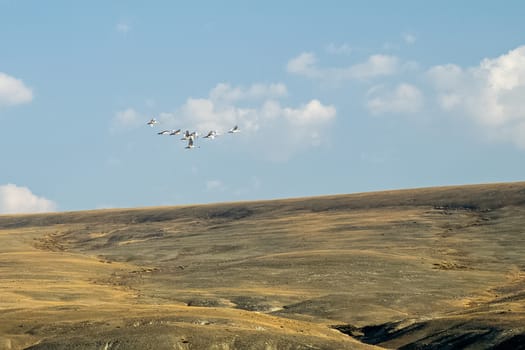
<box><xmin>157</xmin><ymin>130</ymin><xmax>171</xmax><ymax>135</ymax></box>
<box><xmin>181</xmin><ymin>130</ymin><xmax>191</xmax><ymax>140</ymax></box>
<box><xmin>147</xmin><ymin>118</ymin><xmax>158</xmax><ymax>127</ymax></box>
<box><xmin>228</xmin><ymin>125</ymin><xmax>240</xmax><ymax>133</ymax></box>
<box><xmin>169</xmin><ymin>129</ymin><xmax>181</xmax><ymax>136</ymax></box>
<box><xmin>181</xmin><ymin>130</ymin><xmax>199</xmax><ymax>140</ymax></box>
<box><xmin>185</xmin><ymin>136</ymin><xmax>196</xmax><ymax>149</ymax></box>
<box><xmin>204</xmin><ymin>130</ymin><xmax>218</xmax><ymax>139</ymax></box>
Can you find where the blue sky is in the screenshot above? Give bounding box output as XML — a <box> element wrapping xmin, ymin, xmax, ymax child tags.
<box><xmin>1</xmin><ymin>1</ymin><xmax>525</xmax><ymax>213</ymax></box>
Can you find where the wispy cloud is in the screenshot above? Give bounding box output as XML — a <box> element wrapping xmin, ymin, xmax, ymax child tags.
<box><xmin>286</xmin><ymin>52</ymin><xmax>318</xmax><ymax>78</ymax></box>
<box><xmin>210</xmin><ymin>83</ymin><xmax>287</xmax><ymax>103</ymax></box>
<box><xmin>366</xmin><ymin>83</ymin><xmax>424</xmax><ymax>115</ymax></box>
<box><xmin>286</xmin><ymin>52</ymin><xmax>400</xmax><ymax>81</ymax></box>
<box><xmin>427</xmin><ymin>45</ymin><xmax>525</xmax><ymax>149</ymax></box>
<box><xmin>111</xmin><ymin>108</ymin><xmax>144</xmax><ymax>131</ymax></box>
<box><xmin>0</xmin><ymin>184</ymin><xmax>56</xmax><ymax>214</ymax></box>
<box><xmin>0</xmin><ymin>72</ymin><xmax>33</xmax><ymax>107</ymax></box>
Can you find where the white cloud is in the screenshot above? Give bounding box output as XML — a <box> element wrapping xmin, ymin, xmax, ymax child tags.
<box><xmin>366</xmin><ymin>83</ymin><xmax>424</xmax><ymax>115</ymax></box>
<box><xmin>0</xmin><ymin>184</ymin><xmax>56</xmax><ymax>214</ymax></box>
<box><xmin>210</xmin><ymin>83</ymin><xmax>287</xmax><ymax>103</ymax></box>
<box><xmin>174</xmin><ymin>97</ymin><xmax>243</xmax><ymax>133</ymax></box>
<box><xmin>286</xmin><ymin>52</ymin><xmax>319</xmax><ymax>78</ymax></box>
<box><xmin>427</xmin><ymin>45</ymin><xmax>525</xmax><ymax>148</ymax></box>
<box><xmin>286</xmin><ymin>52</ymin><xmax>400</xmax><ymax>81</ymax></box>
<box><xmin>159</xmin><ymin>82</ymin><xmax>335</xmax><ymax>132</ymax></box>
<box><xmin>112</xmin><ymin>108</ymin><xmax>143</xmax><ymax>130</ymax></box>
<box><xmin>254</xmin><ymin>99</ymin><xmax>336</xmax><ymax>160</ymax></box>
<box><xmin>0</xmin><ymin>72</ymin><xmax>33</xmax><ymax>107</ymax></box>
<box><xmin>349</xmin><ymin>54</ymin><xmax>400</xmax><ymax>79</ymax></box>
<box><xmin>283</xmin><ymin>99</ymin><xmax>336</xmax><ymax>125</ymax></box>
<box><xmin>151</xmin><ymin>82</ymin><xmax>336</xmax><ymax>161</ymax></box>
<box><xmin>427</xmin><ymin>64</ymin><xmax>463</xmax><ymax>91</ymax></box>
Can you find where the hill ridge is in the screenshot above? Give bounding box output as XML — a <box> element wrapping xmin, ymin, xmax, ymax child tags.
<box><xmin>1</xmin><ymin>181</ymin><xmax>525</xmax><ymax>349</ymax></box>
<box><xmin>1</xmin><ymin>181</ymin><xmax>524</xmax><ymax>227</ymax></box>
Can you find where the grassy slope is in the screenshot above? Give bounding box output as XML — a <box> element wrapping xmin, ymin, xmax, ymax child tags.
<box><xmin>1</xmin><ymin>182</ymin><xmax>525</xmax><ymax>349</ymax></box>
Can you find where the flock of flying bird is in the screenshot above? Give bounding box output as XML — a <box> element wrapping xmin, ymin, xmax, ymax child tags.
<box><xmin>146</xmin><ymin>118</ymin><xmax>240</xmax><ymax>149</ymax></box>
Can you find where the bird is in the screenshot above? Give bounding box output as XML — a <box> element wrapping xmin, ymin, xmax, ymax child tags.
<box><xmin>185</xmin><ymin>136</ymin><xmax>196</xmax><ymax>149</ymax></box>
<box><xmin>147</xmin><ymin>118</ymin><xmax>158</xmax><ymax>127</ymax></box>
<box><xmin>169</xmin><ymin>129</ymin><xmax>181</xmax><ymax>136</ymax></box>
<box><xmin>181</xmin><ymin>130</ymin><xmax>198</xmax><ymax>140</ymax></box>
<box><xmin>157</xmin><ymin>130</ymin><xmax>171</xmax><ymax>135</ymax></box>
<box><xmin>204</xmin><ymin>130</ymin><xmax>218</xmax><ymax>139</ymax></box>
<box><xmin>228</xmin><ymin>125</ymin><xmax>240</xmax><ymax>133</ymax></box>
<box><xmin>181</xmin><ymin>130</ymin><xmax>191</xmax><ymax>140</ymax></box>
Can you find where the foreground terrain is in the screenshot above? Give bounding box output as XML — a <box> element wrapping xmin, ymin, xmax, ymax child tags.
<box><xmin>1</xmin><ymin>182</ymin><xmax>525</xmax><ymax>349</ymax></box>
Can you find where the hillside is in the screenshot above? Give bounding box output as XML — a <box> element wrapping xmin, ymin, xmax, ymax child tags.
<box><xmin>1</xmin><ymin>182</ymin><xmax>525</xmax><ymax>349</ymax></box>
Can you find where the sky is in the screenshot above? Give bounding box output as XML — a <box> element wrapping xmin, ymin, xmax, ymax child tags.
<box><xmin>1</xmin><ymin>1</ymin><xmax>525</xmax><ymax>214</ymax></box>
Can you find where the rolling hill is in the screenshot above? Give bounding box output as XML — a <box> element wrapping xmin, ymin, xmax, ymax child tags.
<box><xmin>1</xmin><ymin>182</ymin><xmax>525</xmax><ymax>349</ymax></box>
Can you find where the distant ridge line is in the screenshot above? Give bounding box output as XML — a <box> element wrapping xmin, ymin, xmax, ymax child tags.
<box><xmin>1</xmin><ymin>181</ymin><xmax>524</xmax><ymax>229</ymax></box>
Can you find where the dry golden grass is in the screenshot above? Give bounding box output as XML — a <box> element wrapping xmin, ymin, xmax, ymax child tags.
<box><xmin>1</xmin><ymin>182</ymin><xmax>525</xmax><ymax>349</ymax></box>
